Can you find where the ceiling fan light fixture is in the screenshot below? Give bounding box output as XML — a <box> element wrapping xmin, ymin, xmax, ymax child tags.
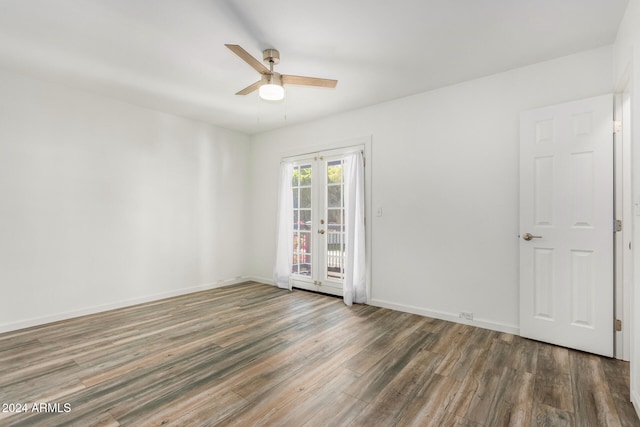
<box><xmin>259</xmin><ymin>82</ymin><xmax>284</xmax><ymax>101</ymax></box>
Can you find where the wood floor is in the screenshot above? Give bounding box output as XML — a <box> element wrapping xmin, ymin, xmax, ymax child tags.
<box><xmin>0</xmin><ymin>282</ymin><xmax>638</xmax><ymax>427</ymax></box>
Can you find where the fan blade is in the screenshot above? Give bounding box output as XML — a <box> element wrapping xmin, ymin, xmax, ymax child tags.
<box><xmin>282</xmin><ymin>75</ymin><xmax>337</xmax><ymax>88</ymax></box>
<box><xmin>225</xmin><ymin>44</ymin><xmax>270</xmax><ymax>75</ymax></box>
<box><xmin>235</xmin><ymin>79</ymin><xmax>263</xmax><ymax>95</ymax></box>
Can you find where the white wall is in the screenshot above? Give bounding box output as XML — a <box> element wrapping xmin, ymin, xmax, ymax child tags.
<box><xmin>248</xmin><ymin>47</ymin><xmax>613</xmax><ymax>333</ymax></box>
<box><xmin>614</xmin><ymin>0</ymin><xmax>640</xmax><ymax>414</ymax></box>
<box><xmin>0</xmin><ymin>68</ymin><xmax>251</xmax><ymax>332</ymax></box>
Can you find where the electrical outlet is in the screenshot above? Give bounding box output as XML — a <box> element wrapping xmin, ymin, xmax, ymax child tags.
<box><xmin>459</xmin><ymin>312</ymin><xmax>474</xmax><ymax>321</ymax></box>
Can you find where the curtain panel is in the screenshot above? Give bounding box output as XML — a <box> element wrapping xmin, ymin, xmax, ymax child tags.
<box><xmin>273</xmin><ymin>162</ymin><xmax>293</xmax><ymax>290</ymax></box>
<box><xmin>343</xmin><ymin>151</ymin><xmax>366</xmax><ymax>305</ymax></box>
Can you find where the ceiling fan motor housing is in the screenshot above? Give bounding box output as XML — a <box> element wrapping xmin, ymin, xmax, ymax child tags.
<box><xmin>263</xmin><ymin>49</ymin><xmax>280</xmax><ymax>65</ymax></box>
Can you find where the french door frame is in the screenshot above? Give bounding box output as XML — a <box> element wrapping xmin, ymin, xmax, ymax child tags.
<box><xmin>282</xmin><ymin>139</ymin><xmax>371</xmax><ymax>300</ymax></box>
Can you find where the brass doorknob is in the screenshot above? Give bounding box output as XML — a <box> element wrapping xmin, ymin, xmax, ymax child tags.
<box><xmin>318</xmin><ymin>229</ymin><xmax>325</xmax><ymax>234</ymax></box>
<box><xmin>522</xmin><ymin>232</ymin><xmax>542</xmax><ymax>241</ymax></box>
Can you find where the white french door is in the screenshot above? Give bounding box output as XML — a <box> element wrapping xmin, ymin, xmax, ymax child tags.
<box><xmin>290</xmin><ymin>148</ymin><xmax>358</xmax><ymax>296</ymax></box>
<box><xmin>519</xmin><ymin>94</ymin><xmax>614</xmax><ymax>357</ymax></box>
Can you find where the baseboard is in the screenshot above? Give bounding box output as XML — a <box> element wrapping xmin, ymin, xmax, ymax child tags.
<box><xmin>245</xmin><ymin>276</ymin><xmax>276</xmax><ymax>286</ymax></box>
<box><xmin>369</xmin><ymin>298</ymin><xmax>520</xmax><ymax>335</ymax></box>
<box><xmin>0</xmin><ymin>277</ymin><xmax>249</xmax><ymax>334</ymax></box>
<box><xmin>632</xmin><ymin>388</ymin><xmax>640</xmax><ymax>420</ymax></box>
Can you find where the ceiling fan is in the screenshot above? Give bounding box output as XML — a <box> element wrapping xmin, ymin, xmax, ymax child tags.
<box><xmin>225</xmin><ymin>44</ymin><xmax>338</xmax><ymax>101</ymax></box>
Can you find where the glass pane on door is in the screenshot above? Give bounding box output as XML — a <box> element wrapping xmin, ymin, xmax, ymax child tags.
<box><xmin>326</xmin><ymin>160</ymin><xmax>345</xmax><ymax>281</ymax></box>
<box><xmin>292</xmin><ymin>164</ymin><xmax>312</xmax><ymax>276</ymax></box>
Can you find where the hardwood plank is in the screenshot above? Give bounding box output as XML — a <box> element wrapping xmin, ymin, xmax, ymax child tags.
<box><xmin>348</xmin><ymin>350</ymin><xmax>445</xmax><ymax>426</ymax></box>
<box><xmin>136</xmin><ymin>389</ymin><xmax>248</xmax><ymax>427</ymax></box>
<box><xmin>343</xmin><ymin>329</ymin><xmax>436</xmax><ymax>404</ymax></box>
<box><xmin>342</xmin><ymin>310</ymin><xmax>431</xmax><ymax>375</ymax></box>
<box><xmin>601</xmin><ymin>358</ymin><xmax>640</xmax><ymax>427</ymax></box>
<box><xmin>439</xmin><ymin>328</ymin><xmax>499</xmax><ymax>420</ymax></box>
<box><xmin>436</xmin><ymin>326</ymin><xmax>495</xmax><ymax>382</ymax></box>
<box><xmin>394</xmin><ymin>373</ymin><xmax>460</xmax><ymax>426</ymax></box>
<box><xmin>229</xmin><ymin>315</ymin><xmax>363</xmax><ymax>402</ymax></box>
<box><xmin>446</xmin><ymin>373</ymin><xmax>482</xmax><ymax>420</ymax></box>
<box><xmin>508</xmin><ymin>334</ymin><xmax>539</xmax><ymax>374</ymax></box>
<box><xmin>441</xmin><ymin>412</ymin><xmax>484</xmax><ymax>427</ymax></box>
<box><xmin>570</xmin><ymin>350</ymin><xmax>623</xmax><ymax>427</ymax></box>
<box><xmin>532</xmin><ymin>403</ymin><xmax>575</xmax><ymax>426</ymax></box>
<box><xmin>301</xmin><ymin>392</ymin><xmax>368</xmax><ymax>427</ymax></box>
<box><xmin>252</xmin><ymin>368</ymin><xmax>360</xmax><ymax>426</ymax></box>
<box><xmin>219</xmin><ymin>344</ymin><xmax>366</xmax><ymax>425</ymax></box>
<box><xmin>534</xmin><ymin>344</ymin><xmax>574</xmax><ymax>412</ymax></box>
<box><xmin>433</xmin><ymin>323</ymin><xmax>475</xmax><ymax>378</ymax></box>
<box><xmin>464</xmin><ymin>339</ymin><xmax>512</xmax><ymax>424</ymax></box>
<box><xmin>484</xmin><ymin>369</ymin><xmax>535</xmax><ymax>426</ymax></box>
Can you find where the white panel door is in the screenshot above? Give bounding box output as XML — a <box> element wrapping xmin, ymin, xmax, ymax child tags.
<box><xmin>519</xmin><ymin>94</ymin><xmax>613</xmax><ymax>357</ymax></box>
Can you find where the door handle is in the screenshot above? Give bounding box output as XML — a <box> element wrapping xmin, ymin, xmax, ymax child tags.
<box><xmin>318</xmin><ymin>229</ymin><xmax>325</xmax><ymax>234</ymax></box>
<box><xmin>522</xmin><ymin>232</ymin><xmax>542</xmax><ymax>241</ymax></box>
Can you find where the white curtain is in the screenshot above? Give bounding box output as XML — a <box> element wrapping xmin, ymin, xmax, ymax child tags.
<box><xmin>343</xmin><ymin>151</ymin><xmax>366</xmax><ymax>305</ymax></box>
<box><xmin>273</xmin><ymin>162</ymin><xmax>293</xmax><ymax>290</ymax></box>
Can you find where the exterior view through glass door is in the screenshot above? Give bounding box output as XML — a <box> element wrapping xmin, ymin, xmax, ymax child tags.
<box><xmin>291</xmin><ymin>149</ymin><xmax>352</xmax><ymax>296</ymax></box>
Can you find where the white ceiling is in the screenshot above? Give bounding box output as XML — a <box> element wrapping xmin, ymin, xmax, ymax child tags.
<box><xmin>0</xmin><ymin>0</ymin><xmax>629</xmax><ymax>134</ymax></box>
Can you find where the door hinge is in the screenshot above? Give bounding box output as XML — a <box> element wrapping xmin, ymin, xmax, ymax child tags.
<box><xmin>615</xmin><ymin>219</ymin><xmax>622</xmax><ymax>232</ymax></box>
<box><xmin>614</xmin><ymin>120</ymin><xmax>622</xmax><ymax>134</ymax></box>
<box><xmin>615</xmin><ymin>319</ymin><xmax>622</xmax><ymax>332</ymax></box>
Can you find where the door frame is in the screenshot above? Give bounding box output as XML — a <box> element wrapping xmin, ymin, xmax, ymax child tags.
<box><xmin>614</xmin><ymin>89</ymin><xmax>632</xmax><ymax>361</ymax></box>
